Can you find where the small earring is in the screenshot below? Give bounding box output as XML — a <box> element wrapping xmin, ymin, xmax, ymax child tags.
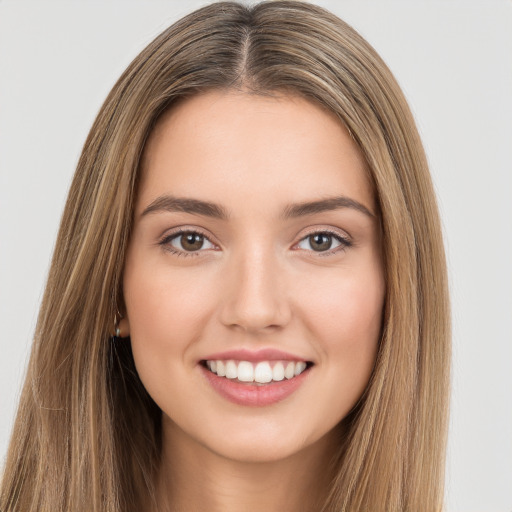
<box><xmin>113</xmin><ymin>315</ymin><xmax>122</xmax><ymax>338</ymax></box>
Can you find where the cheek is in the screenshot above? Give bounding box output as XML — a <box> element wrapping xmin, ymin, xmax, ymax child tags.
<box><xmin>278</xmin><ymin>263</ymin><xmax>385</xmax><ymax>437</ymax></box>
<box><xmin>296</xmin><ymin>264</ymin><xmax>384</xmax><ymax>385</ymax></box>
<box><xmin>301</xmin><ymin>264</ymin><xmax>384</xmax><ymax>336</ymax></box>
<box><xmin>127</xmin><ymin>277</ymin><xmax>198</xmax><ymax>343</ymax></box>
<box><xmin>122</xmin><ymin>256</ymin><xmax>217</xmax><ymax>387</ymax></box>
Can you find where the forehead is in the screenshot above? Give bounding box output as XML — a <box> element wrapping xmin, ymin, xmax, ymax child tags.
<box><xmin>137</xmin><ymin>90</ymin><xmax>374</xmax><ymax>216</ymax></box>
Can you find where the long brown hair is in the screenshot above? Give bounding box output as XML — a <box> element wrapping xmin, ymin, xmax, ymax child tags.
<box><xmin>1</xmin><ymin>2</ymin><xmax>450</xmax><ymax>511</ymax></box>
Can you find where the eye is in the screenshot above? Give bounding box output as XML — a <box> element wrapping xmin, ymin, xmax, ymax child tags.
<box><xmin>160</xmin><ymin>230</ymin><xmax>216</xmax><ymax>255</ymax></box>
<box><xmin>296</xmin><ymin>231</ymin><xmax>350</xmax><ymax>253</ymax></box>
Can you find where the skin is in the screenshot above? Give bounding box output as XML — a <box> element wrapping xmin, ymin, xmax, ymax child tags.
<box><xmin>121</xmin><ymin>90</ymin><xmax>385</xmax><ymax>512</ymax></box>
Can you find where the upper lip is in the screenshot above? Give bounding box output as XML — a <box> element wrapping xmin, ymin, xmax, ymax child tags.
<box><xmin>201</xmin><ymin>348</ymin><xmax>311</xmax><ymax>363</ymax></box>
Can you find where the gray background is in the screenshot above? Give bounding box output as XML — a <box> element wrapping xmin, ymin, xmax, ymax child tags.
<box><xmin>1</xmin><ymin>1</ymin><xmax>511</xmax><ymax>510</ymax></box>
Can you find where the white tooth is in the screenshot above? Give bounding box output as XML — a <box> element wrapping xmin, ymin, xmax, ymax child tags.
<box><xmin>272</xmin><ymin>362</ymin><xmax>285</xmax><ymax>381</ymax></box>
<box><xmin>295</xmin><ymin>361</ymin><xmax>307</xmax><ymax>376</ymax></box>
<box><xmin>210</xmin><ymin>360</ymin><xmax>217</xmax><ymax>373</ymax></box>
<box><xmin>254</xmin><ymin>361</ymin><xmax>273</xmax><ymax>383</ymax></box>
<box><xmin>284</xmin><ymin>362</ymin><xmax>295</xmax><ymax>379</ymax></box>
<box><xmin>237</xmin><ymin>361</ymin><xmax>254</xmax><ymax>382</ymax></box>
<box><xmin>226</xmin><ymin>360</ymin><xmax>238</xmax><ymax>379</ymax></box>
<box><xmin>216</xmin><ymin>360</ymin><xmax>226</xmax><ymax>377</ymax></box>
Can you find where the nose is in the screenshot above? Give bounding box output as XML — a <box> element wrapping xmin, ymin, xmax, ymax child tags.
<box><xmin>218</xmin><ymin>247</ymin><xmax>291</xmax><ymax>333</ymax></box>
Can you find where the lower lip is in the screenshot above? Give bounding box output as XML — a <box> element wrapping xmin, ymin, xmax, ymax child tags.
<box><xmin>201</xmin><ymin>365</ymin><xmax>311</xmax><ymax>406</ymax></box>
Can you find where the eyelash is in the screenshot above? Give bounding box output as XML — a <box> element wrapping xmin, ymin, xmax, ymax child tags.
<box><xmin>158</xmin><ymin>228</ymin><xmax>352</xmax><ymax>258</ymax></box>
<box><xmin>294</xmin><ymin>229</ymin><xmax>352</xmax><ymax>257</ymax></box>
<box><xmin>158</xmin><ymin>228</ymin><xmax>216</xmax><ymax>258</ymax></box>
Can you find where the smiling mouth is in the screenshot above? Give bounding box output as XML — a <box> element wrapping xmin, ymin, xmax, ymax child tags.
<box><xmin>201</xmin><ymin>359</ymin><xmax>313</xmax><ymax>385</ymax></box>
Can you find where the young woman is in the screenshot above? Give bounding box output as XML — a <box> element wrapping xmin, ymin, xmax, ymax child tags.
<box><xmin>0</xmin><ymin>2</ymin><xmax>450</xmax><ymax>511</ymax></box>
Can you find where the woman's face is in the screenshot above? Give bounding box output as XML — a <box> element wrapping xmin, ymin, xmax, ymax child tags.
<box><xmin>122</xmin><ymin>91</ymin><xmax>385</xmax><ymax>463</ymax></box>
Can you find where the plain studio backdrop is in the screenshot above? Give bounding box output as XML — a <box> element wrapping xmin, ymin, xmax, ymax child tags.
<box><xmin>0</xmin><ymin>1</ymin><xmax>511</xmax><ymax>510</ymax></box>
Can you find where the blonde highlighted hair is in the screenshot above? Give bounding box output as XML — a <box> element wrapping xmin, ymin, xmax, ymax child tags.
<box><xmin>1</xmin><ymin>2</ymin><xmax>450</xmax><ymax>511</ymax></box>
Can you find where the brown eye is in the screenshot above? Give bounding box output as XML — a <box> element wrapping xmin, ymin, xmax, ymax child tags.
<box><xmin>166</xmin><ymin>231</ymin><xmax>215</xmax><ymax>253</ymax></box>
<box><xmin>296</xmin><ymin>231</ymin><xmax>349</xmax><ymax>253</ymax></box>
<box><xmin>309</xmin><ymin>233</ymin><xmax>333</xmax><ymax>251</ymax></box>
<box><xmin>181</xmin><ymin>233</ymin><xmax>204</xmax><ymax>251</ymax></box>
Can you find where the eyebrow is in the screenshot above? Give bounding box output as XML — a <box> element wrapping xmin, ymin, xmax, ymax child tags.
<box><xmin>140</xmin><ymin>194</ymin><xmax>375</xmax><ymax>220</ymax></box>
<box><xmin>141</xmin><ymin>195</ymin><xmax>229</xmax><ymax>219</ymax></box>
<box><xmin>282</xmin><ymin>196</ymin><xmax>375</xmax><ymax>219</ymax></box>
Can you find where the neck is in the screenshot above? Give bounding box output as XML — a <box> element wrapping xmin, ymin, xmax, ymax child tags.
<box><xmin>153</xmin><ymin>418</ymin><xmax>337</xmax><ymax>512</ymax></box>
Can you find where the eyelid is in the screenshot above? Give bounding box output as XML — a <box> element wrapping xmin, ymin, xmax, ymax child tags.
<box><xmin>295</xmin><ymin>225</ymin><xmax>352</xmax><ymax>243</ymax></box>
<box><xmin>158</xmin><ymin>226</ymin><xmax>220</xmax><ymax>256</ymax></box>
<box><xmin>292</xmin><ymin>226</ymin><xmax>352</xmax><ymax>255</ymax></box>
